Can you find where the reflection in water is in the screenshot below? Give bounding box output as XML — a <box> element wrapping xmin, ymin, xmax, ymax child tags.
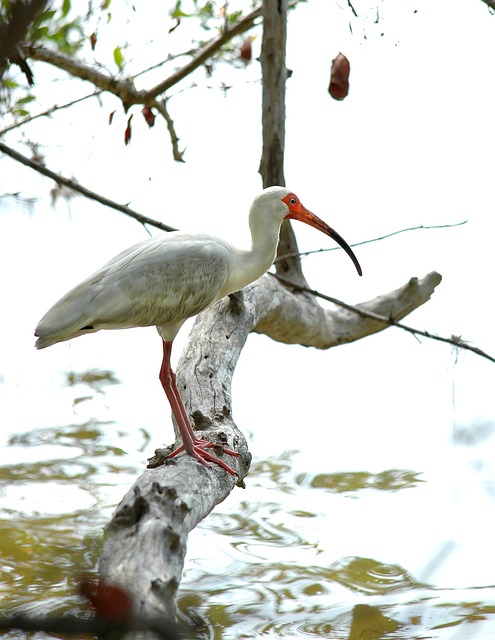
<box><xmin>327</xmin><ymin>556</ymin><xmax>423</xmax><ymax>595</ymax></box>
<box><xmin>298</xmin><ymin>468</ymin><xmax>424</xmax><ymax>493</ymax></box>
<box><xmin>1</xmin><ymin>375</ymin><xmax>495</xmax><ymax>638</ymax></box>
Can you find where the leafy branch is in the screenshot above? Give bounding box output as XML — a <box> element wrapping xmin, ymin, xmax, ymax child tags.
<box><xmin>18</xmin><ymin>3</ymin><xmax>264</xmax><ymax>157</ymax></box>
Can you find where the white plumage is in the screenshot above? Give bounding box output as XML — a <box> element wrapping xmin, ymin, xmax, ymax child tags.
<box><xmin>35</xmin><ymin>186</ymin><xmax>361</xmax><ymax>474</ymax></box>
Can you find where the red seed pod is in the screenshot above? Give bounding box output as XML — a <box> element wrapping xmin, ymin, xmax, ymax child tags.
<box><xmin>240</xmin><ymin>37</ymin><xmax>252</xmax><ymax>64</ymax></box>
<box><xmin>142</xmin><ymin>106</ymin><xmax>156</xmax><ymax>128</ymax></box>
<box><xmin>329</xmin><ymin>52</ymin><xmax>350</xmax><ymax>101</ymax></box>
<box><xmin>124</xmin><ymin>113</ymin><xmax>133</xmax><ymax>145</ymax></box>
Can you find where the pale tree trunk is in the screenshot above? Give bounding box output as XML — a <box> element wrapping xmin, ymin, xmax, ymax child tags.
<box><xmin>98</xmin><ymin>0</ymin><xmax>443</xmax><ymax>633</ymax></box>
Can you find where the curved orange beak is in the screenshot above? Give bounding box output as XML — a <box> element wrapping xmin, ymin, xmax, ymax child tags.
<box><xmin>283</xmin><ymin>195</ymin><xmax>362</xmax><ymax>276</ymax></box>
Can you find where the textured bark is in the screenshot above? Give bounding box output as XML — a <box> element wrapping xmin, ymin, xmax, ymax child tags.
<box><xmin>99</xmin><ymin>271</ymin><xmax>442</xmax><ymax>631</ymax></box>
<box><xmin>259</xmin><ymin>0</ymin><xmax>307</xmax><ymax>286</ymax></box>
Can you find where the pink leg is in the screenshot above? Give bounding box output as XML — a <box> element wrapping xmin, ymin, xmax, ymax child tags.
<box><xmin>159</xmin><ymin>340</ymin><xmax>239</xmax><ymax>475</ymax></box>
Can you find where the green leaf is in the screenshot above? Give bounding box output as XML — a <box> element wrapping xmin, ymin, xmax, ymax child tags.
<box><xmin>113</xmin><ymin>45</ymin><xmax>124</xmax><ymax>69</ymax></box>
<box><xmin>200</xmin><ymin>1</ymin><xmax>213</xmax><ymax>18</ymax></box>
<box><xmin>61</xmin><ymin>0</ymin><xmax>71</xmax><ymax>17</ymax></box>
<box><xmin>2</xmin><ymin>78</ymin><xmax>18</xmax><ymax>89</ymax></box>
<box><xmin>228</xmin><ymin>10</ymin><xmax>243</xmax><ymax>23</ymax></box>
<box><xmin>30</xmin><ymin>25</ymin><xmax>49</xmax><ymax>40</ymax></box>
<box><xmin>16</xmin><ymin>95</ymin><xmax>36</xmax><ymax>104</ymax></box>
<box><xmin>171</xmin><ymin>8</ymin><xmax>191</xmax><ymax>18</ymax></box>
<box><xmin>36</xmin><ymin>9</ymin><xmax>57</xmax><ymax>22</ymax></box>
<box><xmin>101</xmin><ymin>0</ymin><xmax>112</xmax><ymax>9</ymax></box>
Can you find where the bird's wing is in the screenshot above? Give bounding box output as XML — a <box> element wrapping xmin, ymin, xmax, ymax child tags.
<box><xmin>35</xmin><ymin>232</ymin><xmax>232</xmax><ymax>348</ymax></box>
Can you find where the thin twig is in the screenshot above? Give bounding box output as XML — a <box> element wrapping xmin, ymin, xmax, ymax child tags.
<box><xmin>276</xmin><ymin>220</ymin><xmax>468</xmax><ymax>262</ymax></box>
<box><xmin>0</xmin><ymin>140</ymin><xmax>176</xmax><ymax>232</ymax></box>
<box><xmin>346</xmin><ymin>0</ymin><xmax>359</xmax><ymax>18</ymax></box>
<box><xmin>272</xmin><ymin>273</ymin><xmax>495</xmax><ymax>365</ymax></box>
<box><xmin>0</xmin><ymin>89</ymin><xmax>103</xmax><ymax>135</ymax></box>
<box><xmin>152</xmin><ymin>98</ymin><xmax>184</xmax><ymax>161</ymax></box>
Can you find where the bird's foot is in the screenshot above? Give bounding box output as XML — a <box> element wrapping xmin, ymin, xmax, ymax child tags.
<box><xmin>168</xmin><ymin>437</ymin><xmax>240</xmax><ymax>476</ymax></box>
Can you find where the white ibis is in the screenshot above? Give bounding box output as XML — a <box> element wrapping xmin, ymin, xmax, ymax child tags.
<box><xmin>35</xmin><ymin>186</ymin><xmax>362</xmax><ymax>475</ymax></box>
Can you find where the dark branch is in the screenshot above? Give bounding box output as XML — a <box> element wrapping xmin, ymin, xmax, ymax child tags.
<box><xmin>272</xmin><ymin>273</ymin><xmax>495</xmax><ymax>364</ymax></box>
<box><xmin>0</xmin><ymin>140</ymin><xmax>175</xmax><ymax>232</ymax></box>
<box><xmin>276</xmin><ymin>220</ymin><xmax>468</xmax><ymax>263</ymax></box>
<box><xmin>146</xmin><ymin>5</ymin><xmax>263</xmax><ymax>98</ymax></box>
<box><xmin>0</xmin><ymin>89</ymin><xmax>103</xmax><ymax>135</ymax></box>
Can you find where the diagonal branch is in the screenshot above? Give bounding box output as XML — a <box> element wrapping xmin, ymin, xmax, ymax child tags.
<box><xmin>145</xmin><ymin>5</ymin><xmax>263</xmax><ymax>98</ymax></box>
<box><xmin>24</xmin><ymin>44</ymin><xmax>144</xmax><ymax>108</ymax></box>
<box><xmin>0</xmin><ymin>89</ymin><xmax>103</xmax><ymax>136</ymax></box>
<box><xmin>272</xmin><ymin>273</ymin><xmax>495</xmax><ymax>363</ymax></box>
<box><xmin>0</xmin><ymin>140</ymin><xmax>175</xmax><ymax>232</ymax></box>
<box><xmin>21</xmin><ymin>4</ymin><xmax>263</xmax><ymax>157</ymax></box>
<box><xmin>23</xmin><ymin>4</ymin><xmax>263</xmax><ymax>106</ymax></box>
<box><xmin>276</xmin><ymin>220</ymin><xmax>468</xmax><ymax>263</ymax></box>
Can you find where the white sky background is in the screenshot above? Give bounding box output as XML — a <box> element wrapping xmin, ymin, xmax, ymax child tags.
<box><xmin>1</xmin><ymin>0</ymin><xmax>495</xmax><ymax>590</ymax></box>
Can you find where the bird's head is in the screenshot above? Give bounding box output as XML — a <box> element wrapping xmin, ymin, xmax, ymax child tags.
<box><xmin>253</xmin><ymin>186</ymin><xmax>362</xmax><ymax>276</ymax></box>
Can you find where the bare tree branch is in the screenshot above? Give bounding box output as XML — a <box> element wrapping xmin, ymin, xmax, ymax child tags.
<box><xmin>151</xmin><ymin>98</ymin><xmax>185</xmax><ymax>162</ymax></box>
<box><xmin>145</xmin><ymin>5</ymin><xmax>263</xmax><ymax>99</ymax></box>
<box><xmin>24</xmin><ymin>44</ymin><xmax>143</xmax><ymax>107</ymax></box>
<box><xmin>272</xmin><ymin>273</ymin><xmax>495</xmax><ymax>364</ymax></box>
<box><xmin>0</xmin><ymin>140</ymin><xmax>175</xmax><ymax>232</ymax></box>
<box><xmin>346</xmin><ymin>0</ymin><xmax>359</xmax><ymax>18</ymax></box>
<box><xmin>0</xmin><ymin>89</ymin><xmax>103</xmax><ymax>135</ymax></box>
<box><xmin>276</xmin><ymin>220</ymin><xmax>468</xmax><ymax>263</ymax></box>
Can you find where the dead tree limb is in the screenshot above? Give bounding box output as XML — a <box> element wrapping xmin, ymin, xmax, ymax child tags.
<box><xmin>98</xmin><ymin>270</ymin><xmax>441</xmax><ymax>627</ymax></box>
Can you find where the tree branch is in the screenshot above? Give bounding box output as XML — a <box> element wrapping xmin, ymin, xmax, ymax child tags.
<box><xmin>99</xmin><ymin>270</ymin><xmax>441</xmax><ymax>623</ymax></box>
<box><xmin>19</xmin><ymin>5</ymin><xmax>263</xmax><ymax>157</ymax></box>
<box><xmin>151</xmin><ymin>98</ymin><xmax>185</xmax><ymax>162</ymax></box>
<box><xmin>0</xmin><ymin>89</ymin><xmax>103</xmax><ymax>136</ymax></box>
<box><xmin>24</xmin><ymin>44</ymin><xmax>144</xmax><ymax>108</ymax></box>
<box><xmin>145</xmin><ymin>5</ymin><xmax>263</xmax><ymax>99</ymax></box>
<box><xmin>0</xmin><ymin>140</ymin><xmax>175</xmax><ymax>232</ymax></box>
<box><xmin>23</xmin><ymin>5</ymin><xmax>263</xmax><ymax>106</ymax></box>
<box><xmin>276</xmin><ymin>220</ymin><xmax>468</xmax><ymax>263</ymax></box>
<box><xmin>271</xmin><ymin>272</ymin><xmax>495</xmax><ymax>363</ymax></box>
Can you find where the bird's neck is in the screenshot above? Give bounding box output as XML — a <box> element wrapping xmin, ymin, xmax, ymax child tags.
<box><xmin>221</xmin><ymin>216</ymin><xmax>282</xmax><ymax>297</ymax></box>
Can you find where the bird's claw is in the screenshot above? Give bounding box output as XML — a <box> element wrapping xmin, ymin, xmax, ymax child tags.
<box><xmin>167</xmin><ymin>438</ymin><xmax>239</xmax><ymax>476</ymax></box>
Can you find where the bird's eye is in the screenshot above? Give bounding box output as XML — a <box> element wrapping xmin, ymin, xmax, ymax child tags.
<box><xmin>289</xmin><ymin>196</ymin><xmax>297</xmax><ymax>205</ymax></box>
